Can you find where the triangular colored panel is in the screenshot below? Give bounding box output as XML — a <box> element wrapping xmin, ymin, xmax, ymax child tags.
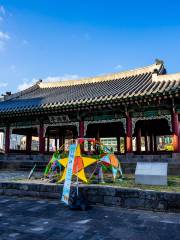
<box><xmin>59</xmin><ymin>158</ymin><xmax>68</xmax><ymax>167</ymax></box>
<box><xmin>75</xmin><ymin>144</ymin><xmax>81</xmax><ymax>157</ymax></box>
<box><xmin>74</xmin><ymin>169</ymin><xmax>88</xmax><ymax>183</ymax></box>
<box><xmin>83</xmin><ymin>157</ymin><xmax>97</xmax><ymax>167</ymax></box>
<box><xmin>100</xmin><ymin>155</ymin><xmax>111</xmax><ymax>165</ymax></box>
<box><xmin>58</xmin><ymin>169</ymin><xmax>66</xmax><ymax>183</ymax></box>
<box><xmin>109</xmin><ymin>154</ymin><xmax>119</xmax><ymax>168</ymax></box>
<box><xmin>73</xmin><ymin>156</ymin><xmax>84</xmax><ymax>173</ymax></box>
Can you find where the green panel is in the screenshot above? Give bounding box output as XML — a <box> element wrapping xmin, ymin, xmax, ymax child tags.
<box><xmin>176</xmin><ymin>108</ymin><xmax>180</xmax><ymax>113</ymax></box>
<box><xmin>132</xmin><ymin>110</ymin><xmax>170</xmax><ymax>118</ymax></box>
<box><xmin>84</xmin><ymin>113</ymin><xmax>124</xmax><ymax>121</ymax></box>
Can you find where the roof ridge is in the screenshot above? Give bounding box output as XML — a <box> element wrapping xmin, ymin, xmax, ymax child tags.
<box><xmin>39</xmin><ymin>62</ymin><xmax>162</xmax><ymax>89</ymax></box>
<box><xmin>152</xmin><ymin>72</ymin><xmax>180</xmax><ymax>82</ymax></box>
<box><xmin>4</xmin><ymin>81</ymin><xmax>41</xmax><ymax>101</ymax></box>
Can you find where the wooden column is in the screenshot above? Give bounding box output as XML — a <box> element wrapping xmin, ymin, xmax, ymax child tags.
<box><xmin>39</xmin><ymin>124</ymin><xmax>45</xmax><ymax>154</ymax></box>
<box><xmin>150</xmin><ymin>134</ymin><xmax>154</xmax><ymax>153</ymax></box>
<box><xmin>117</xmin><ymin>136</ymin><xmax>121</xmax><ymax>153</ymax></box>
<box><xmin>96</xmin><ymin>126</ymin><xmax>100</xmax><ymax>142</ymax></box>
<box><xmin>136</xmin><ymin>127</ymin><xmax>141</xmax><ymax>153</ymax></box>
<box><xmin>59</xmin><ymin>127</ymin><xmax>64</xmax><ymax>149</ymax></box>
<box><xmin>47</xmin><ymin>136</ymin><xmax>50</xmax><ymax>153</ymax></box>
<box><xmin>145</xmin><ymin>131</ymin><xmax>148</xmax><ymax>153</ymax></box>
<box><xmin>26</xmin><ymin>134</ymin><xmax>32</xmax><ymax>154</ymax></box>
<box><xmin>124</xmin><ymin>136</ymin><xmax>127</xmax><ymax>153</ymax></box>
<box><xmin>172</xmin><ymin>111</ymin><xmax>180</xmax><ymax>153</ymax></box>
<box><xmin>55</xmin><ymin>138</ymin><xmax>57</xmax><ymax>151</ymax></box>
<box><xmin>154</xmin><ymin>135</ymin><xmax>157</xmax><ymax>152</ymax></box>
<box><xmin>126</xmin><ymin>114</ymin><xmax>132</xmax><ymax>153</ymax></box>
<box><xmin>5</xmin><ymin>126</ymin><xmax>10</xmax><ymax>154</ymax></box>
<box><xmin>179</xmin><ymin>121</ymin><xmax>180</xmax><ymax>152</ymax></box>
<box><xmin>59</xmin><ymin>135</ymin><xmax>63</xmax><ymax>148</ymax></box>
<box><xmin>79</xmin><ymin>120</ymin><xmax>84</xmax><ymax>138</ymax></box>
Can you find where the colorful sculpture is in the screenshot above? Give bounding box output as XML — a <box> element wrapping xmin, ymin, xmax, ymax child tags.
<box><xmin>44</xmin><ymin>138</ymin><xmax>123</xmax><ymax>183</ymax></box>
<box><xmin>99</xmin><ymin>146</ymin><xmax>123</xmax><ymax>181</ymax></box>
<box><xmin>58</xmin><ymin>144</ymin><xmax>97</xmax><ymax>183</ymax></box>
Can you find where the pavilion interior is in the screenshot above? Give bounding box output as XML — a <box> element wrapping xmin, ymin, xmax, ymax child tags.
<box><xmin>0</xmin><ymin>118</ymin><xmax>174</xmax><ymax>155</ymax></box>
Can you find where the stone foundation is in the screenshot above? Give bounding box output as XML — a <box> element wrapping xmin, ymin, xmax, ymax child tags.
<box><xmin>0</xmin><ymin>181</ymin><xmax>180</xmax><ymax>212</ymax></box>
<box><xmin>0</xmin><ymin>153</ymin><xmax>180</xmax><ymax>174</ymax></box>
<box><xmin>0</xmin><ymin>154</ymin><xmax>50</xmax><ymax>171</ymax></box>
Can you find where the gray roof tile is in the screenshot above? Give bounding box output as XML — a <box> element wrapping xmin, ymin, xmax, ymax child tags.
<box><xmin>0</xmin><ymin>62</ymin><xmax>179</xmax><ymax>114</ymax></box>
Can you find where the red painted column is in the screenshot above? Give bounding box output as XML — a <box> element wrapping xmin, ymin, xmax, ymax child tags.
<box><xmin>136</xmin><ymin>127</ymin><xmax>141</xmax><ymax>153</ymax></box>
<box><xmin>39</xmin><ymin>124</ymin><xmax>45</xmax><ymax>154</ymax></box>
<box><xmin>171</xmin><ymin>111</ymin><xmax>180</xmax><ymax>153</ymax></box>
<box><xmin>5</xmin><ymin>126</ymin><xmax>10</xmax><ymax>154</ymax></box>
<box><xmin>79</xmin><ymin>120</ymin><xmax>84</xmax><ymax>138</ymax></box>
<box><xmin>26</xmin><ymin>134</ymin><xmax>32</xmax><ymax>154</ymax></box>
<box><xmin>126</xmin><ymin>114</ymin><xmax>132</xmax><ymax>153</ymax></box>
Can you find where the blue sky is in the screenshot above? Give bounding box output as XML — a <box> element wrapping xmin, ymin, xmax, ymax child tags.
<box><xmin>0</xmin><ymin>0</ymin><xmax>180</xmax><ymax>93</ymax></box>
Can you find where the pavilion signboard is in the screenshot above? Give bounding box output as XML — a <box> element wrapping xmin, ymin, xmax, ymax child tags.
<box><xmin>49</xmin><ymin>115</ymin><xmax>70</xmax><ymax>123</ymax></box>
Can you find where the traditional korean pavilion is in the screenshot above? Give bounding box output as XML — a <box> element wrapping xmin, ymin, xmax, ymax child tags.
<box><xmin>0</xmin><ymin>60</ymin><xmax>179</xmax><ymax>172</ymax></box>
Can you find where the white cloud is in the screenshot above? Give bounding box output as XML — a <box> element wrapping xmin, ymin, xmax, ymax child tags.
<box><xmin>17</xmin><ymin>78</ymin><xmax>37</xmax><ymax>91</ymax></box>
<box><xmin>17</xmin><ymin>74</ymin><xmax>80</xmax><ymax>91</ymax></box>
<box><xmin>0</xmin><ymin>6</ymin><xmax>5</xmax><ymax>22</ymax></box>
<box><xmin>0</xmin><ymin>6</ymin><xmax>5</xmax><ymax>16</ymax></box>
<box><xmin>17</xmin><ymin>82</ymin><xmax>33</xmax><ymax>91</ymax></box>
<box><xmin>0</xmin><ymin>31</ymin><xmax>10</xmax><ymax>51</ymax></box>
<box><xmin>0</xmin><ymin>7</ymin><xmax>10</xmax><ymax>51</ymax></box>
<box><xmin>114</xmin><ymin>64</ymin><xmax>123</xmax><ymax>70</ymax></box>
<box><xmin>0</xmin><ymin>82</ymin><xmax>8</xmax><ymax>87</ymax></box>
<box><xmin>0</xmin><ymin>31</ymin><xmax>10</xmax><ymax>40</ymax></box>
<box><xmin>43</xmin><ymin>74</ymin><xmax>80</xmax><ymax>82</ymax></box>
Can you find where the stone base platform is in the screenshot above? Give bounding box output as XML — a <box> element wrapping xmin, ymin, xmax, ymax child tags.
<box><xmin>0</xmin><ymin>181</ymin><xmax>180</xmax><ymax>212</ymax></box>
<box><xmin>0</xmin><ymin>153</ymin><xmax>180</xmax><ymax>175</ymax></box>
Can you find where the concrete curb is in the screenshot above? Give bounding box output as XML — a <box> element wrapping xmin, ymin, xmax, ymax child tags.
<box><xmin>0</xmin><ymin>181</ymin><xmax>180</xmax><ymax>212</ymax></box>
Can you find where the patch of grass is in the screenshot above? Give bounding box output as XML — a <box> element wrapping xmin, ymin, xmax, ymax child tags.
<box><xmin>98</xmin><ymin>174</ymin><xmax>180</xmax><ymax>193</ymax></box>
<box><xmin>2</xmin><ymin>170</ymin><xmax>180</xmax><ymax>193</ymax></box>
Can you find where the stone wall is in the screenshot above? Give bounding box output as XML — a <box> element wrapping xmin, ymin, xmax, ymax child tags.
<box><xmin>0</xmin><ymin>153</ymin><xmax>180</xmax><ymax>175</ymax></box>
<box><xmin>0</xmin><ymin>154</ymin><xmax>50</xmax><ymax>171</ymax></box>
<box><xmin>118</xmin><ymin>154</ymin><xmax>180</xmax><ymax>175</ymax></box>
<box><xmin>0</xmin><ymin>182</ymin><xmax>180</xmax><ymax>212</ymax></box>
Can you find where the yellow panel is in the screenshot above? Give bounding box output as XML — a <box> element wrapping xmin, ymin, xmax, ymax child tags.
<box><xmin>75</xmin><ymin>144</ymin><xmax>81</xmax><ymax>157</ymax></box>
<box><xmin>59</xmin><ymin>158</ymin><xmax>68</xmax><ymax>167</ymax></box>
<box><xmin>57</xmin><ymin>169</ymin><xmax>66</xmax><ymax>183</ymax></box>
<box><xmin>74</xmin><ymin>169</ymin><xmax>88</xmax><ymax>183</ymax></box>
<box><xmin>82</xmin><ymin>157</ymin><xmax>97</xmax><ymax>167</ymax></box>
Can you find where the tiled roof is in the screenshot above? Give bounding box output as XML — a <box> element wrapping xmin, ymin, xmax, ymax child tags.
<box><xmin>0</xmin><ymin>61</ymin><xmax>179</xmax><ymax>114</ymax></box>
